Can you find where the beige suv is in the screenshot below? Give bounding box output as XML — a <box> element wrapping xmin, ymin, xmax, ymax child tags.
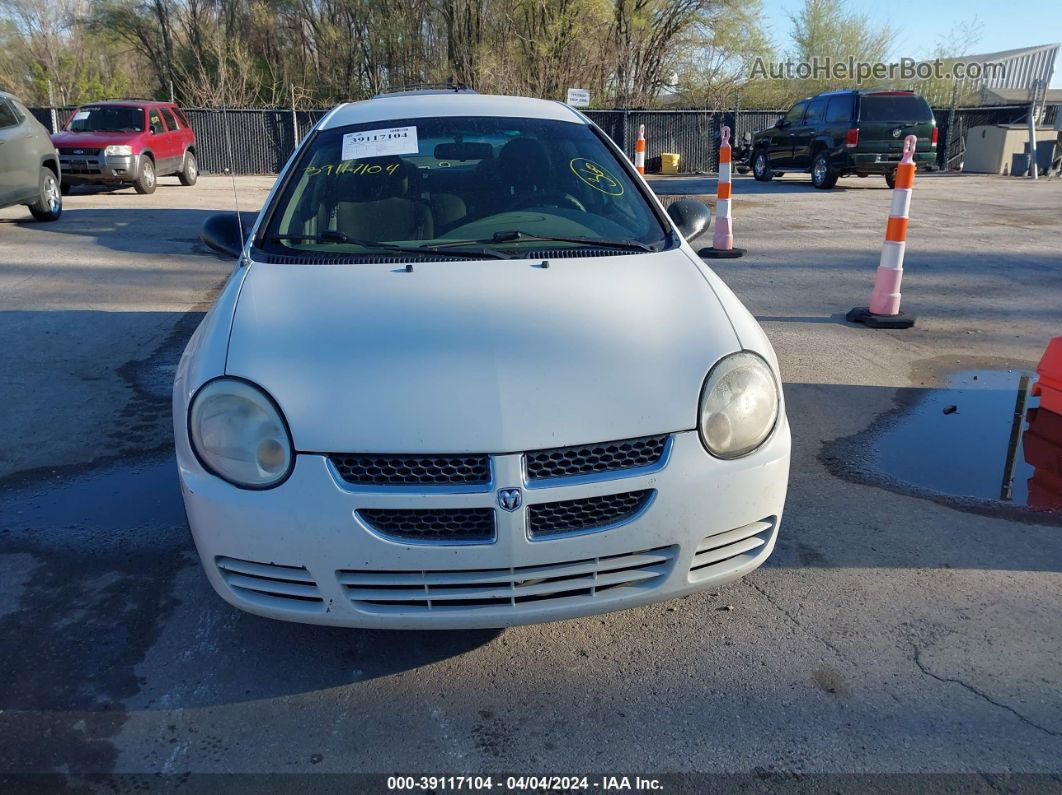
<box><xmin>0</xmin><ymin>91</ymin><xmax>62</xmax><ymax>221</ymax></box>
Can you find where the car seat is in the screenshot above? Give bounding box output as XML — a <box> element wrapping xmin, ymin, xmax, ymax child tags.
<box><xmin>429</xmin><ymin>193</ymin><xmax>467</xmax><ymax>230</ymax></box>
<box><xmin>497</xmin><ymin>137</ymin><xmax>554</xmax><ymax>197</ymax></box>
<box><xmin>333</xmin><ymin>157</ymin><xmax>433</xmax><ymax>241</ymax></box>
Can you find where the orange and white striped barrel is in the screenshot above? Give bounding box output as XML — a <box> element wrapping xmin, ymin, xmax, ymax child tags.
<box><xmin>713</xmin><ymin>125</ymin><xmax>734</xmax><ymax>251</ymax></box>
<box><xmin>868</xmin><ymin>135</ymin><xmax>917</xmax><ymax>315</ymax></box>
<box><xmin>635</xmin><ymin>124</ymin><xmax>646</xmax><ymax>175</ymax></box>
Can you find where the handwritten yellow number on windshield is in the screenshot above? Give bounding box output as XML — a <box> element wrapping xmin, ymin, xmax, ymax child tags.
<box><xmin>570</xmin><ymin>158</ymin><xmax>624</xmax><ymax>196</ymax></box>
<box><xmin>304</xmin><ymin>162</ymin><xmax>400</xmax><ymax>177</ymax></box>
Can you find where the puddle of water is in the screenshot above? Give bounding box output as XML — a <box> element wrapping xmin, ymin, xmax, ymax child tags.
<box><xmin>0</xmin><ymin>454</ymin><xmax>186</xmax><ymax>550</ymax></box>
<box><xmin>873</xmin><ymin>369</ymin><xmax>1060</xmax><ymax>511</ymax></box>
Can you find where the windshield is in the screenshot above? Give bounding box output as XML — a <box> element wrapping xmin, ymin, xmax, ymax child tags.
<box><xmin>858</xmin><ymin>95</ymin><xmax>933</xmax><ymax>123</ymax></box>
<box><xmin>66</xmin><ymin>106</ymin><xmax>145</xmax><ymax>133</ymax></box>
<box><xmin>263</xmin><ymin>115</ymin><xmax>669</xmax><ymax>257</ymax></box>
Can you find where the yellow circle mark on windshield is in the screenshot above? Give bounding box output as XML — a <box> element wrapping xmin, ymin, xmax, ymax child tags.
<box><xmin>570</xmin><ymin>158</ymin><xmax>624</xmax><ymax>196</ymax></box>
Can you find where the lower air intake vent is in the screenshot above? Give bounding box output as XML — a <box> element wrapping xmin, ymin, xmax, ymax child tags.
<box><xmin>689</xmin><ymin>518</ymin><xmax>776</xmax><ymax>581</ymax></box>
<box><xmin>216</xmin><ymin>557</ymin><xmax>324</xmax><ymax>613</ymax></box>
<box><xmin>528</xmin><ymin>490</ymin><xmax>653</xmax><ymax>539</ymax></box>
<box><xmin>337</xmin><ymin>546</ymin><xmax>676</xmax><ymax>614</ymax></box>
<box><xmin>358</xmin><ymin>507</ymin><xmax>495</xmax><ymax>543</ymax></box>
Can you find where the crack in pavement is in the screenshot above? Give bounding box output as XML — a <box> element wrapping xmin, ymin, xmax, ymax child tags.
<box><xmin>742</xmin><ymin>578</ymin><xmax>851</xmax><ymax>664</ymax></box>
<box><xmin>912</xmin><ymin>645</ymin><xmax>1062</xmax><ymax>740</ymax></box>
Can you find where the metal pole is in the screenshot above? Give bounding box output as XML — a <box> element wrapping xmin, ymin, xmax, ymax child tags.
<box><xmin>943</xmin><ymin>83</ymin><xmax>958</xmax><ymax>172</ymax></box>
<box><xmin>169</xmin><ymin>79</ymin><xmax>175</xmax><ymax>103</ymax></box>
<box><xmin>291</xmin><ymin>83</ymin><xmax>299</xmax><ymax>149</ymax></box>
<box><xmin>1000</xmin><ymin>374</ymin><xmax>1031</xmax><ymax>501</ymax></box>
<box><xmin>1028</xmin><ymin>79</ymin><xmax>1042</xmax><ymax>180</ymax></box>
<box><xmin>47</xmin><ymin>80</ymin><xmax>57</xmax><ymax>134</ymax></box>
<box><xmin>1028</xmin><ymin>103</ymin><xmax>1039</xmax><ymax>179</ymax></box>
<box><xmin>621</xmin><ymin>110</ymin><xmax>629</xmax><ymax>158</ymax></box>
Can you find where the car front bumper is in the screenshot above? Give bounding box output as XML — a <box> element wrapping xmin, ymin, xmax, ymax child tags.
<box><xmin>179</xmin><ymin>425</ymin><xmax>791</xmax><ymax>629</ymax></box>
<box><xmin>58</xmin><ymin>153</ymin><xmax>140</xmax><ymax>182</ymax></box>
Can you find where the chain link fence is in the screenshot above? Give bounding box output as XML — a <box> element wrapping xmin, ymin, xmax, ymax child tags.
<box><xmin>933</xmin><ymin>104</ymin><xmax>1058</xmax><ymax>172</ymax></box>
<box><xmin>29</xmin><ymin>103</ymin><xmax>1054</xmax><ymax>176</ymax></box>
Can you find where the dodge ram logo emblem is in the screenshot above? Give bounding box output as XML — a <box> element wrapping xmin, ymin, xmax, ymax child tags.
<box><xmin>497</xmin><ymin>488</ymin><xmax>522</xmax><ymax>512</ymax></box>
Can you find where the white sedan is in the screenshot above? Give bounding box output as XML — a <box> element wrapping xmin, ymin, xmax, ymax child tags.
<box><xmin>176</xmin><ymin>90</ymin><xmax>790</xmax><ymax>628</ymax></box>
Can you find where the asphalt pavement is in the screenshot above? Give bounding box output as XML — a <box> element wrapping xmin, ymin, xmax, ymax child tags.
<box><xmin>1</xmin><ymin>172</ymin><xmax>1060</xmax><ymax>791</ymax></box>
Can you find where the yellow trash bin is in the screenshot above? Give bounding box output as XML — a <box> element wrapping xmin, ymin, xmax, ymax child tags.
<box><xmin>660</xmin><ymin>152</ymin><xmax>680</xmax><ymax>175</ymax></box>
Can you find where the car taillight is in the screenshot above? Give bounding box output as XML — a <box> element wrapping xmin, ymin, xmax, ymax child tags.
<box><xmin>931</xmin><ymin>127</ymin><xmax>938</xmax><ymax>147</ymax></box>
<box><xmin>845</xmin><ymin>128</ymin><xmax>859</xmax><ymax>148</ymax></box>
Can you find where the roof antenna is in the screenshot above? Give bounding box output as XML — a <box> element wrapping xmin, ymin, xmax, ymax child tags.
<box><xmin>221</xmin><ymin>107</ymin><xmax>245</xmax><ymax>261</ymax></box>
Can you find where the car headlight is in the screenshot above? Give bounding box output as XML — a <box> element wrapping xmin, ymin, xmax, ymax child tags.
<box><xmin>104</xmin><ymin>145</ymin><xmax>134</xmax><ymax>156</ymax></box>
<box><xmin>188</xmin><ymin>377</ymin><xmax>294</xmax><ymax>488</ymax></box>
<box><xmin>698</xmin><ymin>352</ymin><xmax>780</xmax><ymax>459</ymax></box>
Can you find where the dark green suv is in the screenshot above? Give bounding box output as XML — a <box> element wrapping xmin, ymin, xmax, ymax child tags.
<box><xmin>751</xmin><ymin>90</ymin><xmax>937</xmax><ymax>189</ymax></box>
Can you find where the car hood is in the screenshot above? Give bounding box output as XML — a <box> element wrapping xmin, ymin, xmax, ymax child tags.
<box><xmin>51</xmin><ymin>131</ymin><xmax>142</xmax><ymax>148</ymax></box>
<box><xmin>225</xmin><ymin>250</ymin><xmax>740</xmax><ymax>453</ymax></box>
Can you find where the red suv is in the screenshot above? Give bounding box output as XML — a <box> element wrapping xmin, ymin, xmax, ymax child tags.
<box><xmin>51</xmin><ymin>100</ymin><xmax>197</xmax><ymax>194</ymax></box>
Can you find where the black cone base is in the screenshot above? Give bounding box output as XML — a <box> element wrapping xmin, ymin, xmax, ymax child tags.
<box><xmin>699</xmin><ymin>247</ymin><xmax>747</xmax><ymax>259</ymax></box>
<box><xmin>846</xmin><ymin>306</ymin><xmax>915</xmax><ymax>329</ymax></box>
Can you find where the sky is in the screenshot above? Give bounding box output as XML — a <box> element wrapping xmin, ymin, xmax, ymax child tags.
<box><xmin>758</xmin><ymin>0</ymin><xmax>1062</xmax><ymax>88</ymax></box>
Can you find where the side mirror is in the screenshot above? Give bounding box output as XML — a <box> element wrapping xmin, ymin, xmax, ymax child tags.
<box><xmin>666</xmin><ymin>200</ymin><xmax>711</xmax><ymax>242</ymax></box>
<box><xmin>775</xmin><ymin>118</ymin><xmax>785</xmax><ymax>128</ymax></box>
<box><xmin>201</xmin><ymin>212</ymin><xmax>257</xmax><ymax>259</ymax></box>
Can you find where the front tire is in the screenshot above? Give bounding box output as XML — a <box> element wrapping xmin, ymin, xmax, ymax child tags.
<box><xmin>28</xmin><ymin>167</ymin><xmax>62</xmax><ymax>222</ymax></box>
<box><xmin>811</xmin><ymin>153</ymin><xmax>838</xmax><ymax>189</ymax></box>
<box><xmin>752</xmin><ymin>150</ymin><xmax>773</xmax><ymax>182</ymax></box>
<box><xmin>134</xmin><ymin>157</ymin><xmax>156</xmax><ymax>194</ymax></box>
<box><xmin>178</xmin><ymin>152</ymin><xmax>198</xmax><ymax>186</ymax></box>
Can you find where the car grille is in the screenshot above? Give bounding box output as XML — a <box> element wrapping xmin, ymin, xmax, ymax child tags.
<box><xmin>528</xmin><ymin>490</ymin><xmax>653</xmax><ymax>539</ymax></box>
<box><xmin>216</xmin><ymin>557</ymin><xmax>325</xmax><ymax>613</ymax></box>
<box><xmin>525</xmin><ymin>435</ymin><xmax>669</xmax><ymax>482</ymax></box>
<box><xmin>357</xmin><ymin>507</ymin><xmax>495</xmax><ymax>543</ymax></box>
<box><xmin>688</xmin><ymin>518</ymin><xmax>776</xmax><ymax>581</ymax></box>
<box><xmin>58</xmin><ymin>147</ymin><xmax>101</xmax><ymax>156</ymax></box>
<box><xmin>330</xmin><ymin>453</ymin><xmax>490</xmax><ymax>487</ymax></box>
<box><xmin>337</xmin><ymin>545</ymin><xmax>675</xmax><ymax>613</ymax></box>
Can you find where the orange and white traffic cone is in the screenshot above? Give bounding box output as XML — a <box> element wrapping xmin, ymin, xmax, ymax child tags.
<box><xmin>700</xmin><ymin>125</ymin><xmax>746</xmax><ymax>259</ymax></box>
<box><xmin>1024</xmin><ymin>335</ymin><xmax>1062</xmax><ymax>509</ymax></box>
<box><xmin>1031</xmin><ymin>337</ymin><xmax>1062</xmax><ymax>414</ymax></box>
<box><xmin>635</xmin><ymin>124</ymin><xmax>646</xmax><ymax>175</ymax></box>
<box><xmin>847</xmin><ymin>134</ymin><xmax>918</xmax><ymax>328</ymax></box>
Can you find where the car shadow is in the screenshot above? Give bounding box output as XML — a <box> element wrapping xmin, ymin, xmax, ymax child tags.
<box><xmin>755</xmin><ymin>314</ymin><xmax>852</xmax><ymax>325</ymax></box>
<box><xmin>0</xmin><ymin>445</ymin><xmax>502</xmax><ymax>717</ymax></box>
<box><xmin>1</xmin><ymin>206</ymin><xmax>239</xmax><ymax>257</ymax></box>
<box><xmin>649</xmin><ymin>175</ymin><xmax>893</xmax><ymax>196</ymax></box>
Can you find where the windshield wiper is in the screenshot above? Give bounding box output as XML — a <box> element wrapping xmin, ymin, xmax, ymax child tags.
<box><xmin>273</xmin><ymin>231</ymin><xmax>510</xmax><ymax>259</ymax></box>
<box><xmin>429</xmin><ymin>230</ymin><xmax>656</xmax><ymax>252</ymax></box>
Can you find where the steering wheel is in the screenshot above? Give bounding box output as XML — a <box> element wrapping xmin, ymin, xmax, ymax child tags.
<box><xmin>508</xmin><ymin>191</ymin><xmax>586</xmax><ymax>213</ymax></box>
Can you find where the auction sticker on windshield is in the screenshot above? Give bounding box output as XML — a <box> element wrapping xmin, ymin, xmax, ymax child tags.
<box><xmin>341</xmin><ymin>126</ymin><xmax>419</xmax><ymax>160</ymax></box>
